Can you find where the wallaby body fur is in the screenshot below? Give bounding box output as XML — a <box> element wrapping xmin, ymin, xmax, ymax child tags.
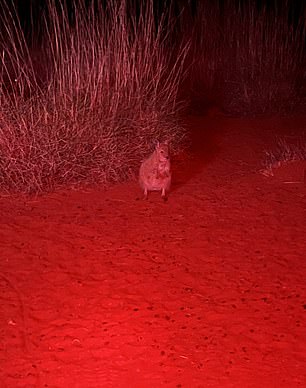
<box><xmin>139</xmin><ymin>141</ymin><xmax>171</xmax><ymax>199</ymax></box>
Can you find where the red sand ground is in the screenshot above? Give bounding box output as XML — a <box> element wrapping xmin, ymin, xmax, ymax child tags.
<box><xmin>0</xmin><ymin>115</ymin><xmax>305</xmax><ymax>388</ymax></box>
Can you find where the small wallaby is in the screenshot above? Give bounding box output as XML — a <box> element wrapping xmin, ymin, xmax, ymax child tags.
<box><xmin>139</xmin><ymin>141</ymin><xmax>171</xmax><ymax>200</ymax></box>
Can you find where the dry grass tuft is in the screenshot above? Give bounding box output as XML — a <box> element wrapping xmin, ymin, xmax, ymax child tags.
<box><xmin>262</xmin><ymin>135</ymin><xmax>306</xmax><ymax>176</ymax></box>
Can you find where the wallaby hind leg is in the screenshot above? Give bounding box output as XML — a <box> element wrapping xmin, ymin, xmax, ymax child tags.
<box><xmin>161</xmin><ymin>188</ymin><xmax>168</xmax><ymax>202</ymax></box>
<box><xmin>143</xmin><ymin>188</ymin><xmax>148</xmax><ymax>200</ymax></box>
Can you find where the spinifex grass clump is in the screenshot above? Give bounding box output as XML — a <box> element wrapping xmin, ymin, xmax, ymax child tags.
<box><xmin>221</xmin><ymin>1</ymin><xmax>306</xmax><ymax>115</ymax></box>
<box><xmin>0</xmin><ymin>0</ymin><xmax>189</xmax><ymax>194</ymax></box>
<box><xmin>189</xmin><ymin>0</ymin><xmax>306</xmax><ymax>115</ymax></box>
<box><xmin>187</xmin><ymin>1</ymin><xmax>222</xmax><ymax>110</ymax></box>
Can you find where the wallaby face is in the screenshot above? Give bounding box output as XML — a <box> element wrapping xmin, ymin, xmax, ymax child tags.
<box><xmin>156</xmin><ymin>142</ymin><xmax>170</xmax><ymax>163</ymax></box>
<box><xmin>139</xmin><ymin>141</ymin><xmax>171</xmax><ymax>200</ymax></box>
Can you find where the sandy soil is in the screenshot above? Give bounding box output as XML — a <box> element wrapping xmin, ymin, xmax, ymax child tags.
<box><xmin>0</xmin><ymin>115</ymin><xmax>305</xmax><ymax>388</ymax></box>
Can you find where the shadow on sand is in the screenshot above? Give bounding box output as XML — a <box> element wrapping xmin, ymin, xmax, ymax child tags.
<box><xmin>172</xmin><ymin>114</ymin><xmax>226</xmax><ymax>190</ymax></box>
